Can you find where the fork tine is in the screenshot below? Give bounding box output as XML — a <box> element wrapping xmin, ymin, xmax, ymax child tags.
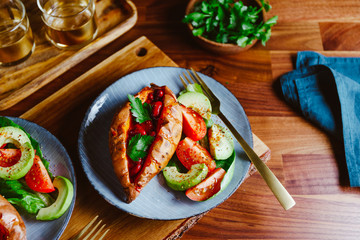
<box><xmin>186</xmin><ymin>69</ymin><xmax>197</xmax><ymax>83</ymax></box>
<box><xmin>190</xmin><ymin>68</ymin><xmax>215</xmax><ymax>100</ymax></box>
<box><xmin>182</xmin><ymin>72</ymin><xmax>193</xmax><ymax>85</ymax></box>
<box><xmin>71</xmin><ymin>215</ymin><xmax>110</xmax><ymax>240</ymax></box>
<box><xmin>74</xmin><ymin>215</ymin><xmax>98</xmax><ymax>239</ymax></box>
<box><xmin>179</xmin><ymin>75</ymin><xmax>187</xmax><ymax>89</ymax></box>
<box><xmin>98</xmin><ymin>229</ymin><xmax>110</xmax><ymax>240</ymax></box>
<box><xmin>89</xmin><ymin>223</ymin><xmax>107</xmax><ymax>240</ymax></box>
<box><xmin>188</xmin><ymin>68</ymin><xmax>215</xmax><ymax>103</ymax></box>
<box><xmin>83</xmin><ymin>219</ymin><xmax>103</xmax><ymax>240</ymax></box>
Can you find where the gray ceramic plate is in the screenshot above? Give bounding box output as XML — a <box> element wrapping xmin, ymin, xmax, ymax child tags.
<box><xmin>78</xmin><ymin>67</ymin><xmax>252</xmax><ymax>220</ymax></box>
<box><xmin>6</xmin><ymin>117</ymin><xmax>76</xmax><ymax>240</ymax></box>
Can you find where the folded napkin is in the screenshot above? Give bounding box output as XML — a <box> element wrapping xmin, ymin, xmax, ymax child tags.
<box><xmin>280</xmin><ymin>51</ymin><xmax>360</xmax><ymax>187</ymax></box>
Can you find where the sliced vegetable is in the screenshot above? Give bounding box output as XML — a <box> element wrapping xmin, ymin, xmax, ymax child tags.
<box><xmin>204</xmin><ymin>118</ymin><xmax>213</xmax><ymax>128</ymax></box>
<box><xmin>163</xmin><ymin>163</ymin><xmax>208</xmax><ymax>191</ymax></box>
<box><xmin>185</xmin><ymin>168</ymin><xmax>226</xmax><ymax>201</ymax></box>
<box><xmin>178</xmin><ymin>91</ymin><xmax>212</xmax><ymax>120</ymax></box>
<box><xmin>181</xmin><ymin>105</ymin><xmax>207</xmax><ymax>141</ymax></box>
<box><xmin>36</xmin><ymin>176</ymin><xmax>74</xmax><ymax>220</ymax></box>
<box><xmin>208</xmin><ymin>124</ymin><xmax>234</xmax><ymax>160</ymax></box>
<box><xmin>176</xmin><ymin>137</ymin><xmax>216</xmax><ymax>173</ymax></box>
<box><xmin>185</xmin><ymin>83</ymin><xmax>204</xmax><ymax>94</ymax></box>
<box><xmin>0</xmin><ymin>126</ymin><xmax>35</xmax><ymax>180</ymax></box>
<box><xmin>0</xmin><ymin>149</ymin><xmax>21</xmax><ymax>167</ymax></box>
<box><xmin>0</xmin><ymin>117</ymin><xmax>52</xmax><ymax>178</ymax></box>
<box><xmin>25</xmin><ymin>155</ymin><xmax>55</xmax><ymax>193</ymax></box>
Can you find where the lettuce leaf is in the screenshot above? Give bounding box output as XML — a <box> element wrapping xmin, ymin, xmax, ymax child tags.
<box><xmin>215</xmin><ymin>150</ymin><xmax>235</xmax><ymax>172</ymax></box>
<box><xmin>0</xmin><ymin>179</ymin><xmax>52</xmax><ymax>214</ymax></box>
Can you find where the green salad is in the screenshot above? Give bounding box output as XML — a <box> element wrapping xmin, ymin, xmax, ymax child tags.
<box><xmin>183</xmin><ymin>0</ymin><xmax>278</xmax><ymax>47</ymax></box>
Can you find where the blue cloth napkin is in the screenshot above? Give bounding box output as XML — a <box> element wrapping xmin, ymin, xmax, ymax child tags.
<box><xmin>280</xmin><ymin>51</ymin><xmax>360</xmax><ymax>187</ymax></box>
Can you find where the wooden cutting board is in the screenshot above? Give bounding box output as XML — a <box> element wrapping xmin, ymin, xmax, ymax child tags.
<box><xmin>19</xmin><ymin>36</ymin><xmax>270</xmax><ymax>240</ymax></box>
<box><xmin>0</xmin><ymin>0</ymin><xmax>137</xmax><ymax>111</ymax></box>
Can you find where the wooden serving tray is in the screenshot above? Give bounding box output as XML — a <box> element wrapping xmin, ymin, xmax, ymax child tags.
<box><xmin>0</xmin><ymin>0</ymin><xmax>137</xmax><ymax>111</ymax></box>
<box><xmin>19</xmin><ymin>36</ymin><xmax>270</xmax><ymax>240</ymax></box>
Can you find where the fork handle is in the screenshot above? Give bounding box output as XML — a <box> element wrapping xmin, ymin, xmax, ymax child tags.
<box><xmin>218</xmin><ymin>112</ymin><xmax>296</xmax><ymax>210</ymax></box>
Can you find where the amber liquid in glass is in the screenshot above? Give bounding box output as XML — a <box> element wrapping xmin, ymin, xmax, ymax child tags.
<box><xmin>0</xmin><ymin>20</ymin><xmax>34</xmax><ymax>65</ymax></box>
<box><xmin>43</xmin><ymin>1</ymin><xmax>97</xmax><ymax>49</ymax></box>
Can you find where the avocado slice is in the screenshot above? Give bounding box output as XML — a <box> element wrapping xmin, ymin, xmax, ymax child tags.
<box><xmin>178</xmin><ymin>91</ymin><xmax>212</xmax><ymax>120</ymax></box>
<box><xmin>0</xmin><ymin>126</ymin><xmax>35</xmax><ymax>180</ymax></box>
<box><xmin>208</xmin><ymin>124</ymin><xmax>234</xmax><ymax>160</ymax></box>
<box><xmin>163</xmin><ymin>163</ymin><xmax>208</xmax><ymax>191</ymax></box>
<box><xmin>36</xmin><ymin>176</ymin><xmax>74</xmax><ymax>221</ymax></box>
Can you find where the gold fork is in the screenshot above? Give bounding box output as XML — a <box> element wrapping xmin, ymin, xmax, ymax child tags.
<box><xmin>70</xmin><ymin>215</ymin><xmax>110</xmax><ymax>240</ymax></box>
<box><xmin>180</xmin><ymin>68</ymin><xmax>296</xmax><ymax>210</ymax></box>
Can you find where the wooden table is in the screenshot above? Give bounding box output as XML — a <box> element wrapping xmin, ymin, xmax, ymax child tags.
<box><xmin>2</xmin><ymin>0</ymin><xmax>360</xmax><ymax>239</ymax></box>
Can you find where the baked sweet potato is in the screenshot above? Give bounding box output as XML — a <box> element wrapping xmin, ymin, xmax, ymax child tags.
<box><xmin>109</xmin><ymin>84</ymin><xmax>183</xmax><ymax>203</ymax></box>
<box><xmin>0</xmin><ymin>195</ymin><xmax>26</xmax><ymax>240</ymax></box>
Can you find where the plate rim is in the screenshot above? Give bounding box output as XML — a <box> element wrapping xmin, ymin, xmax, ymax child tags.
<box><xmin>5</xmin><ymin>116</ymin><xmax>77</xmax><ymax>240</ymax></box>
<box><xmin>77</xmin><ymin>66</ymin><xmax>252</xmax><ymax>220</ymax></box>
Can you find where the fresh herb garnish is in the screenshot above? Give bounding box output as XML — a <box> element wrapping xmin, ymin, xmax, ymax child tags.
<box><xmin>127</xmin><ymin>134</ymin><xmax>155</xmax><ymax>162</ymax></box>
<box><xmin>183</xmin><ymin>0</ymin><xmax>278</xmax><ymax>47</ymax></box>
<box><xmin>128</xmin><ymin>94</ymin><xmax>152</xmax><ymax>124</ymax></box>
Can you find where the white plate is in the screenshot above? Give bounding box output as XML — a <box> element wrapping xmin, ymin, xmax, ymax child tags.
<box><xmin>78</xmin><ymin>67</ymin><xmax>252</xmax><ymax>220</ymax></box>
<box><xmin>6</xmin><ymin>117</ymin><xmax>76</xmax><ymax>240</ymax></box>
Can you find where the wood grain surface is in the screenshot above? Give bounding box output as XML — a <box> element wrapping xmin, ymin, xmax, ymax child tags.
<box><xmin>1</xmin><ymin>0</ymin><xmax>360</xmax><ymax>239</ymax></box>
<box><xmin>0</xmin><ymin>0</ymin><xmax>137</xmax><ymax>110</ymax></box>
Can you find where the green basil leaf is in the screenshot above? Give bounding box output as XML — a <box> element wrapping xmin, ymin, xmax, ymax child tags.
<box><xmin>236</xmin><ymin>36</ymin><xmax>249</xmax><ymax>47</ymax></box>
<box><xmin>192</xmin><ymin>26</ymin><xmax>206</xmax><ymax>36</ymax></box>
<box><xmin>265</xmin><ymin>15</ymin><xmax>278</xmax><ymax>26</ymax></box>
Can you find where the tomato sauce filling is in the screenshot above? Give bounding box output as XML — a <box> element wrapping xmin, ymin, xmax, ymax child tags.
<box><xmin>0</xmin><ymin>144</ymin><xmax>21</xmax><ymax>168</ymax></box>
<box><xmin>127</xmin><ymin>88</ymin><xmax>165</xmax><ymax>182</ymax></box>
<box><xmin>0</xmin><ymin>220</ymin><xmax>9</xmax><ymax>240</ymax></box>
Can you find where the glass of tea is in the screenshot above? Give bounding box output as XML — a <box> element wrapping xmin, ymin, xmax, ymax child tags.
<box><xmin>37</xmin><ymin>0</ymin><xmax>98</xmax><ymax>50</ymax></box>
<box><xmin>0</xmin><ymin>0</ymin><xmax>35</xmax><ymax>66</ymax></box>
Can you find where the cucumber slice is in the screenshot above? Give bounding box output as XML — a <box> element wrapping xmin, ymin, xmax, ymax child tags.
<box><xmin>0</xmin><ymin>126</ymin><xmax>34</xmax><ymax>180</ymax></box>
<box><xmin>208</xmin><ymin>124</ymin><xmax>234</xmax><ymax>160</ymax></box>
<box><xmin>178</xmin><ymin>92</ymin><xmax>212</xmax><ymax>120</ymax></box>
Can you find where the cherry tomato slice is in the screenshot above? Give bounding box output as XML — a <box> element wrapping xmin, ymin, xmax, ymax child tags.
<box><xmin>25</xmin><ymin>155</ymin><xmax>55</xmax><ymax>193</ymax></box>
<box><xmin>180</xmin><ymin>105</ymin><xmax>207</xmax><ymax>141</ymax></box>
<box><xmin>0</xmin><ymin>149</ymin><xmax>21</xmax><ymax>167</ymax></box>
<box><xmin>176</xmin><ymin>137</ymin><xmax>216</xmax><ymax>172</ymax></box>
<box><xmin>185</xmin><ymin>168</ymin><xmax>226</xmax><ymax>201</ymax></box>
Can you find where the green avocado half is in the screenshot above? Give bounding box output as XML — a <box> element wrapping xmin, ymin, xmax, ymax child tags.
<box><xmin>163</xmin><ymin>163</ymin><xmax>208</xmax><ymax>191</ymax></box>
